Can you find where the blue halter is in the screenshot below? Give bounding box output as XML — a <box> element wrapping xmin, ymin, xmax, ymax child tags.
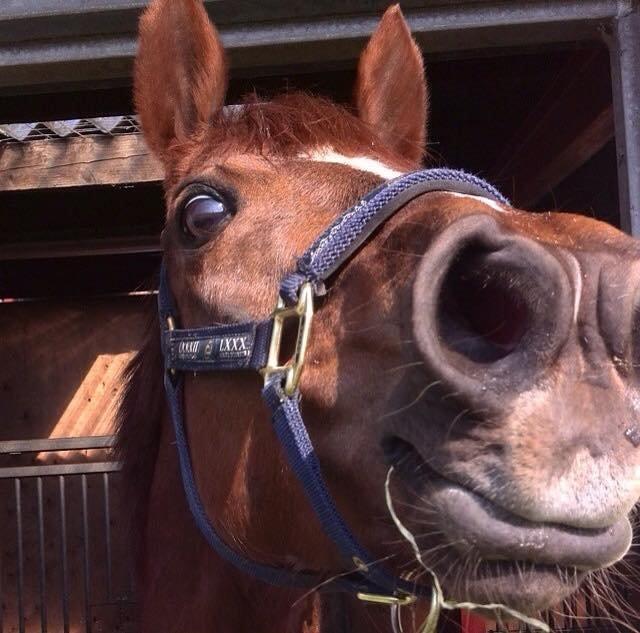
<box><xmin>158</xmin><ymin>168</ymin><xmax>510</xmax><ymax>603</ymax></box>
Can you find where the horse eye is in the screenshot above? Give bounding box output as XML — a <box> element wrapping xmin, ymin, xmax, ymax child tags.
<box><xmin>181</xmin><ymin>193</ymin><xmax>228</xmax><ymax>240</ymax></box>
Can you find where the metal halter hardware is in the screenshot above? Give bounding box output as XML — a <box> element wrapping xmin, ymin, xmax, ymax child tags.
<box><xmin>158</xmin><ymin>168</ymin><xmax>510</xmax><ymax>603</ymax></box>
<box><xmin>261</xmin><ymin>282</ymin><xmax>314</xmax><ymax>396</ymax></box>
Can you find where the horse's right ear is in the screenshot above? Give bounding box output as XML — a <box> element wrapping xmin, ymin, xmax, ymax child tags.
<box><xmin>134</xmin><ymin>0</ymin><xmax>227</xmax><ymax>161</ymax></box>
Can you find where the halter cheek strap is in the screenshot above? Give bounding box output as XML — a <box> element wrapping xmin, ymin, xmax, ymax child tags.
<box><xmin>158</xmin><ymin>168</ymin><xmax>510</xmax><ymax>602</ymax></box>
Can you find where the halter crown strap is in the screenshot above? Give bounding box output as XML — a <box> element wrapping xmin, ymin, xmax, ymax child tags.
<box><xmin>281</xmin><ymin>168</ymin><xmax>508</xmax><ymax>303</ymax></box>
<box><xmin>158</xmin><ymin>168</ymin><xmax>510</xmax><ymax>599</ymax></box>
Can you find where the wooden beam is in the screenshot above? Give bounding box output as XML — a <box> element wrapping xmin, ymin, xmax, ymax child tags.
<box><xmin>490</xmin><ymin>49</ymin><xmax>614</xmax><ymax>208</ymax></box>
<box><xmin>0</xmin><ymin>235</ymin><xmax>160</xmax><ymax>261</ymax></box>
<box><xmin>0</xmin><ymin>133</ymin><xmax>162</xmax><ymax>191</ymax></box>
<box><xmin>513</xmin><ymin>105</ymin><xmax>614</xmax><ymax>208</ymax></box>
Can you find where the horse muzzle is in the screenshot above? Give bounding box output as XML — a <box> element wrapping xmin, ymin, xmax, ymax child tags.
<box><xmin>401</xmin><ymin>212</ymin><xmax>638</xmax><ymax>595</ymax></box>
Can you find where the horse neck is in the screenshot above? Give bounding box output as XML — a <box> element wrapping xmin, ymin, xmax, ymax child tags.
<box><xmin>138</xmin><ymin>399</ymin><xmax>407</xmax><ymax>632</ymax></box>
<box><xmin>138</xmin><ymin>407</ymin><xmax>309</xmax><ymax>631</ymax></box>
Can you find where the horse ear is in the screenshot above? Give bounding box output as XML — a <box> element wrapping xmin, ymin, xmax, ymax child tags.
<box><xmin>134</xmin><ymin>0</ymin><xmax>227</xmax><ymax>160</ymax></box>
<box><xmin>355</xmin><ymin>5</ymin><xmax>428</xmax><ymax>163</ymax></box>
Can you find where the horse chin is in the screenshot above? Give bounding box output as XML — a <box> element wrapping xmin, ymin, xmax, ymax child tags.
<box><xmin>381</xmin><ymin>436</ymin><xmax>629</xmax><ymax>612</ymax></box>
<box><xmin>440</xmin><ymin>559</ymin><xmax>586</xmax><ymax>616</ymax></box>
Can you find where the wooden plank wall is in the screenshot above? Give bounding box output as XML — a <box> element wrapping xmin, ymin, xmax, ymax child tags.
<box><xmin>0</xmin><ymin>135</ymin><xmax>161</xmax><ymax>192</ymax></box>
<box><xmin>0</xmin><ymin>295</ymin><xmax>149</xmax><ymax>443</ymax></box>
<box><xmin>0</xmin><ymin>296</ymin><xmax>149</xmax><ymax>633</ymax></box>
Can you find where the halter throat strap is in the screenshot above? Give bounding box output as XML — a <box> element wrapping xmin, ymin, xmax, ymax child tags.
<box><xmin>158</xmin><ymin>168</ymin><xmax>509</xmax><ymax>600</ymax></box>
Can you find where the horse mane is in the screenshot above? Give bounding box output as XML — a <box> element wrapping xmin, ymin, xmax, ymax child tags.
<box><xmin>114</xmin><ymin>309</ymin><xmax>164</xmax><ymax>547</ymax></box>
<box><xmin>173</xmin><ymin>92</ymin><xmax>418</xmax><ymax>168</ymax></box>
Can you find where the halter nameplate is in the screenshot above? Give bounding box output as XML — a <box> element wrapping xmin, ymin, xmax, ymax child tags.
<box><xmin>164</xmin><ymin>321</ymin><xmax>273</xmax><ymax>372</ymax></box>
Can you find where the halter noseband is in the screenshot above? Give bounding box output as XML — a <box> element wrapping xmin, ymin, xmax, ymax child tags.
<box><xmin>158</xmin><ymin>168</ymin><xmax>510</xmax><ymax>604</ymax></box>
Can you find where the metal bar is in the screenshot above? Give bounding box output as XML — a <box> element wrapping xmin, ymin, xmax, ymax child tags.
<box><xmin>0</xmin><ymin>236</ymin><xmax>161</xmax><ymax>261</ymax></box>
<box><xmin>14</xmin><ymin>479</ymin><xmax>24</xmax><ymax>633</ymax></box>
<box><xmin>0</xmin><ymin>0</ymin><xmax>627</xmax><ymax>46</ymax></box>
<box><xmin>0</xmin><ymin>0</ymin><xmax>150</xmax><ymax>19</ymax></box>
<box><xmin>0</xmin><ymin>462</ymin><xmax>122</xmax><ymax>480</ymax></box>
<box><xmin>0</xmin><ymin>436</ymin><xmax>115</xmax><ymax>455</ymax></box>
<box><xmin>0</xmin><ymin>0</ymin><xmax>622</xmax><ymax>22</ymax></box>
<box><xmin>103</xmin><ymin>473</ymin><xmax>113</xmax><ymax>601</ymax></box>
<box><xmin>58</xmin><ymin>476</ymin><xmax>70</xmax><ymax>633</ymax></box>
<box><xmin>37</xmin><ymin>478</ymin><xmax>48</xmax><ymax>632</ymax></box>
<box><xmin>0</xmin><ymin>487</ymin><xmax>3</xmax><ymax>633</ymax></box>
<box><xmin>81</xmin><ymin>475</ymin><xmax>92</xmax><ymax>633</ymax></box>
<box><xmin>0</xmin><ymin>0</ymin><xmax>627</xmax><ymax>91</ymax></box>
<box><xmin>610</xmin><ymin>2</ymin><xmax>640</xmax><ymax>235</ymax></box>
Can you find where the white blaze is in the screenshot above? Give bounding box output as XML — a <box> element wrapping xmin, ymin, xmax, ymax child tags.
<box><xmin>303</xmin><ymin>147</ymin><xmax>506</xmax><ymax>213</ymax></box>
<box><xmin>305</xmin><ymin>147</ymin><xmax>404</xmax><ymax>180</ymax></box>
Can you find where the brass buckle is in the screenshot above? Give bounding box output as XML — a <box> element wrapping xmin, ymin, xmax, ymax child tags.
<box><xmin>165</xmin><ymin>315</ymin><xmax>177</xmax><ymax>377</ymax></box>
<box><xmin>262</xmin><ymin>283</ymin><xmax>314</xmax><ymax>396</ymax></box>
<box><xmin>356</xmin><ymin>592</ymin><xmax>417</xmax><ymax>607</ymax></box>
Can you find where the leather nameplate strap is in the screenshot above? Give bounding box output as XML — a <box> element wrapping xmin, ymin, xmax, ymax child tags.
<box><xmin>164</xmin><ymin>321</ymin><xmax>273</xmax><ymax>372</ymax></box>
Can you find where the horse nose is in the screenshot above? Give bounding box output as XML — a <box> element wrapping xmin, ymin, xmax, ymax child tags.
<box><xmin>412</xmin><ymin>215</ymin><xmax>574</xmax><ymax>409</ymax></box>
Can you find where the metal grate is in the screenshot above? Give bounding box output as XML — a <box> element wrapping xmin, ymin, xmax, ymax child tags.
<box><xmin>0</xmin><ymin>436</ymin><xmax>135</xmax><ymax>633</ymax></box>
<box><xmin>0</xmin><ymin>116</ymin><xmax>141</xmax><ymax>144</ymax></box>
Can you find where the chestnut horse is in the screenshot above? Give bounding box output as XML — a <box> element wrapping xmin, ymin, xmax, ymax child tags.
<box><xmin>117</xmin><ymin>1</ymin><xmax>640</xmax><ymax>631</ymax></box>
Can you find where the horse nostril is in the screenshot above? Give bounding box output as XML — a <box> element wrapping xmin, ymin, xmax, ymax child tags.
<box><xmin>437</xmin><ymin>243</ymin><xmax>531</xmax><ymax>363</ymax></box>
<box><xmin>412</xmin><ymin>215</ymin><xmax>573</xmax><ymax>403</ymax></box>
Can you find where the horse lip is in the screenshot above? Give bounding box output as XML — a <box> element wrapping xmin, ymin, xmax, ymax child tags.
<box><xmin>384</xmin><ymin>436</ymin><xmax>632</xmax><ymax>570</ymax></box>
<box><xmin>432</xmin><ymin>483</ymin><xmax>632</xmax><ymax>570</ymax></box>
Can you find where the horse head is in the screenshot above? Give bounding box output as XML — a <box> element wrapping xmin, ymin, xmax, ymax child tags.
<box><xmin>121</xmin><ymin>0</ymin><xmax>640</xmax><ymax>628</ymax></box>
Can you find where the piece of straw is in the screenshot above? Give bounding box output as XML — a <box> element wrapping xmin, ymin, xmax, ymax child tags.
<box><xmin>384</xmin><ymin>467</ymin><xmax>550</xmax><ymax>633</ymax></box>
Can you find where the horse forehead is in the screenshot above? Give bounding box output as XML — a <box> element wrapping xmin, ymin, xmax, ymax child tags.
<box><xmin>171</xmin><ymin>147</ymin><xmax>638</xmax><ymax>259</ymax></box>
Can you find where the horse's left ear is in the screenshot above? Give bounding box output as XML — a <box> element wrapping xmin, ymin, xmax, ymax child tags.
<box><xmin>355</xmin><ymin>5</ymin><xmax>428</xmax><ymax>163</ymax></box>
<box><xmin>134</xmin><ymin>0</ymin><xmax>227</xmax><ymax>161</ymax></box>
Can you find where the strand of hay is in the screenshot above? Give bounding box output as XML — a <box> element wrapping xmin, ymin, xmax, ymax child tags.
<box><xmin>384</xmin><ymin>467</ymin><xmax>550</xmax><ymax>633</ymax></box>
